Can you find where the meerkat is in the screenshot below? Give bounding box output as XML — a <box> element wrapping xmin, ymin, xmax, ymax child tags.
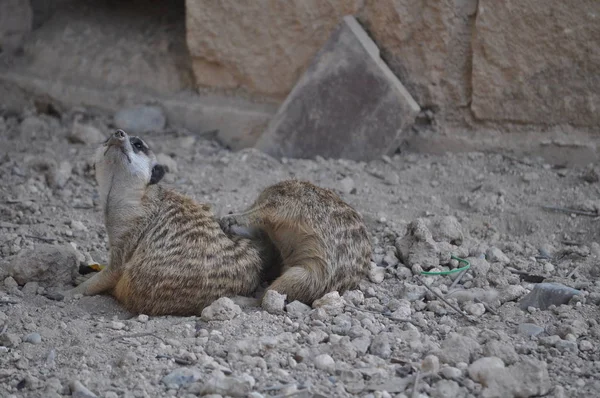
<box><xmin>221</xmin><ymin>179</ymin><xmax>373</xmax><ymax>305</ymax></box>
<box><xmin>62</xmin><ymin>129</ymin><xmax>275</xmax><ymax>316</ymax></box>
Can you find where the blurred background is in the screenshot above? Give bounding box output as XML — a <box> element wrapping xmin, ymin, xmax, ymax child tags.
<box><xmin>0</xmin><ymin>0</ymin><xmax>598</xmax><ymax>164</ymax></box>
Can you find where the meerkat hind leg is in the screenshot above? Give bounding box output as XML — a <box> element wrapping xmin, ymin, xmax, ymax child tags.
<box><xmin>63</xmin><ymin>267</ymin><xmax>119</xmax><ymax>299</ymax></box>
<box><xmin>73</xmin><ymin>272</ymin><xmax>94</xmax><ymax>287</ymax></box>
<box><xmin>262</xmin><ymin>223</ymin><xmax>328</xmax><ymax>305</ymax></box>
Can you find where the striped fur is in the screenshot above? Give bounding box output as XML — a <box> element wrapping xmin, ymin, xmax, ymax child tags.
<box><xmin>66</xmin><ymin>130</ymin><xmax>266</xmax><ymax>316</ymax></box>
<box><xmin>110</xmin><ymin>186</ymin><xmax>265</xmax><ymax>315</ymax></box>
<box><xmin>223</xmin><ymin>180</ymin><xmax>372</xmax><ymax>305</ymax></box>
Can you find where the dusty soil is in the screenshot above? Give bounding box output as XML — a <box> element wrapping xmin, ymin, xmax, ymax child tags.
<box><xmin>0</xmin><ymin>108</ymin><xmax>599</xmax><ymax>398</ymax></box>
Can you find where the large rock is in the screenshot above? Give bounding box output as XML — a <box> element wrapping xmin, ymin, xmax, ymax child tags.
<box><xmin>518</xmin><ymin>282</ymin><xmax>581</xmax><ymax>310</ymax></box>
<box><xmin>255</xmin><ymin>16</ymin><xmax>419</xmax><ymax>161</ymax></box>
<box><xmin>471</xmin><ymin>0</ymin><xmax>600</xmax><ymax>126</ymax></box>
<box><xmin>395</xmin><ymin>219</ymin><xmax>440</xmax><ymax>270</ymax></box>
<box><xmin>0</xmin><ymin>0</ymin><xmax>32</xmax><ymax>54</ymax></box>
<box><xmin>5</xmin><ymin>244</ymin><xmax>79</xmax><ymax>288</ymax></box>
<box><xmin>185</xmin><ymin>0</ymin><xmax>362</xmax><ymax>98</ymax></box>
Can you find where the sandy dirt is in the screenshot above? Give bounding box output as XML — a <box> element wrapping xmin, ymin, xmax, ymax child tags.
<box><xmin>0</xmin><ymin>108</ymin><xmax>599</xmax><ymax>398</ymax></box>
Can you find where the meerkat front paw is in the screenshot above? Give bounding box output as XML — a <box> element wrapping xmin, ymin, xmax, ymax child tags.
<box><xmin>218</xmin><ymin>215</ymin><xmax>239</xmax><ymax>235</ymax></box>
<box><xmin>220</xmin><ymin>217</ymin><xmax>262</xmax><ymax>240</ymax></box>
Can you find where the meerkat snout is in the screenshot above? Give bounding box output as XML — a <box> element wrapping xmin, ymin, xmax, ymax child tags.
<box><xmin>103</xmin><ymin>130</ymin><xmax>130</xmax><ymax>160</ymax></box>
<box><xmin>95</xmin><ymin>130</ymin><xmax>165</xmax><ymax>184</ymax></box>
<box><xmin>94</xmin><ymin>129</ymin><xmax>167</xmax><ymax>211</ymax></box>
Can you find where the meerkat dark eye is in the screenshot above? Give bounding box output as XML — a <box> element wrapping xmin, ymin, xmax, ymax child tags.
<box><xmin>130</xmin><ymin>137</ymin><xmax>146</xmax><ymax>153</ymax></box>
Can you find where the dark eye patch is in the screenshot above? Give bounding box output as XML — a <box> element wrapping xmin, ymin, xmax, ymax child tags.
<box><xmin>130</xmin><ymin>137</ymin><xmax>149</xmax><ymax>154</ymax></box>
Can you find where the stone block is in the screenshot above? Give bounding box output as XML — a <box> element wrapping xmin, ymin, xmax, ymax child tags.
<box><xmin>185</xmin><ymin>0</ymin><xmax>362</xmax><ymax>98</ymax></box>
<box><xmin>472</xmin><ymin>0</ymin><xmax>600</xmax><ymax>126</ymax></box>
<box><xmin>255</xmin><ymin>16</ymin><xmax>419</xmax><ymax>161</ymax></box>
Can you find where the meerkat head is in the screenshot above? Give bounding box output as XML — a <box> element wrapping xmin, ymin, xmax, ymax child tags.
<box><xmin>94</xmin><ymin>129</ymin><xmax>166</xmax><ymax>206</ymax></box>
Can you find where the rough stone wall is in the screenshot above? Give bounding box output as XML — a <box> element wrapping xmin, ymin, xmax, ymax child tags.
<box><xmin>471</xmin><ymin>0</ymin><xmax>600</xmax><ymax>127</ymax></box>
<box><xmin>185</xmin><ymin>0</ymin><xmax>600</xmax><ymax>128</ymax></box>
<box><xmin>22</xmin><ymin>1</ymin><xmax>195</xmax><ymax>95</ymax></box>
<box><xmin>185</xmin><ymin>0</ymin><xmax>363</xmax><ymax>99</ymax></box>
<box><xmin>0</xmin><ymin>0</ymin><xmax>33</xmax><ymax>54</ymax></box>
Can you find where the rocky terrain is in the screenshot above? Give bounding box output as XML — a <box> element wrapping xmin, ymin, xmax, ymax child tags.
<box><xmin>0</xmin><ymin>106</ymin><xmax>599</xmax><ymax>398</ymax></box>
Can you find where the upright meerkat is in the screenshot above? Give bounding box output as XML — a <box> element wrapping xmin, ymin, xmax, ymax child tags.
<box><xmin>63</xmin><ymin>129</ymin><xmax>273</xmax><ymax>316</ymax></box>
<box><xmin>221</xmin><ymin>179</ymin><xmax>373</xmax><ymax>305</ymax></box>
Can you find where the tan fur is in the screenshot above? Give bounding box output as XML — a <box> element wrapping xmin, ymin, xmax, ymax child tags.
<box><xmin>222</xmin><ymin>180</ymin><xmax>372</xmax><ymax>305</ymax></box>
<box><xmin>63</xmin><ymin>130</ymin><xmax>267</xmax><ymax>316</ymax></box>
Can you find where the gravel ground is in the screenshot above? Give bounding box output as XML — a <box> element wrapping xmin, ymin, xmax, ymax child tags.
<box><xmin>0</xmin><ymin>107</ymin><xmax>599</xmax><ymax>398</ymax></box>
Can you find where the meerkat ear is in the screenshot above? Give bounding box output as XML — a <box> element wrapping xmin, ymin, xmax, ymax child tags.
<box><xmin>149</xmin><ymin>164</ymin><xmax>167</xmax><ymax>185</ymax></box>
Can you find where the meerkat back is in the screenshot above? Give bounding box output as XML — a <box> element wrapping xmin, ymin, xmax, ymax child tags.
<box><xmin>226</xmin><ymin>180</ymin><xmax>372</xmax><ymax>304</ymax></box>
<box><xmin>112</xmin><ymin>190</ymin><xmax>266</xmax><ymax>316</ymax></box>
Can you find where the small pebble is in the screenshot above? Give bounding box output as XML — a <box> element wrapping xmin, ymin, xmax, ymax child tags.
<box><xmin>368</xmin><ymin>262</ymin><xmax>385</xmax><ymax>284</ymax></box>
<box><xmin>22</xmin><ymin>282</ymin><xmax>39</xmax><ymax>296</ymax></box>
<box><xmin>441</xmin><ymin>366</ymin><xmax>462</xmax><ymax>380</ymax></box>
<box><xmin>201</xmin><ymin>297</ymin><xmax>242</xmax><ymax>321</ymax></box>
<box><xmin>464</xmin><ymin>303</ymin><xmax>485</xmax><ymax>316</ymax></box>
<box><xmin>286</xmin><ymin>300</ymin><xmax>311</xmax><ymax>318</ymax></box>
<box><xmin>70</xmin><ymin>220</ymin><xmax>87</xmax><ymax>232</ymax></box>
<box><xmin>314</xmin><ymin>354</ymin><xmax>336</xmax><ymax>373</ymax></box>
<box><xmin>486</xmin><ymin>247</ymin><xmax>510</xmax><ymax>264</ymax></box>
<box><xmin>555</xmin><ymin>339</ymin><xmax>578</xmax><ymax>353</ymax></box>
<box><xmin>262</xmin><ymin>290</ymin><xmax>287</xmax><ymax>314</ymax></box>
<box><xmin>137</xmin><ymin>314</ymin><xmax>149</xmax><ymax>323</ymax></box>
<box><xmin>468</xmin><ymin>357</ymin><xmax>505</xmax><ymax>383</ymax></box>
<box><xmin>312</xmin><ymin>291</ymin><xmax>346</xmax><ymax>316</ymax></box>
<box><xmin>421</xmin><ymin>354</ymin><xmax>440</xmax><ymax>374</ymax></box>
<box><xmin>161</xmin><ymin>368</ymin><xmax>202</xmax><ymax>388</ymax></box>
<box><xmin>339</xmin><ymin>177</ymin><xmax>356</xmax><ymax>194</ymax></box>
<box><xmin>24</xmin><ymin>332</ymin><xmax>42</xmax><ymax>344</ymax></box>
<box><xmin>4</xmin><ymin>277</ymin><xmax>18</xmax><ymax>289</ymax></box>
<box><xmin>109</xmin><ymin>321</ymin><xmax>126</xmax><ymax>330</ymax></box>
<box><xmin>522</xmin><ymin>172</ymin><xmax>540</xmax><ymax>182</ymax></box>
<box><xmin>578</xmin><ymin>340</ymin><xmax>593</xmax><ymax>351</ymax></box>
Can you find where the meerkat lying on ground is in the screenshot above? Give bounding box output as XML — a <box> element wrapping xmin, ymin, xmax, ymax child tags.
<box><xmin>221</xmin><ymin>179</ymin><xmax>373</xmax><ymax>306</ymax></box>
<box><xmin>62</xmin><ymin>129</ymin><xmax>276</xmax><ymax>316</ymax></box>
